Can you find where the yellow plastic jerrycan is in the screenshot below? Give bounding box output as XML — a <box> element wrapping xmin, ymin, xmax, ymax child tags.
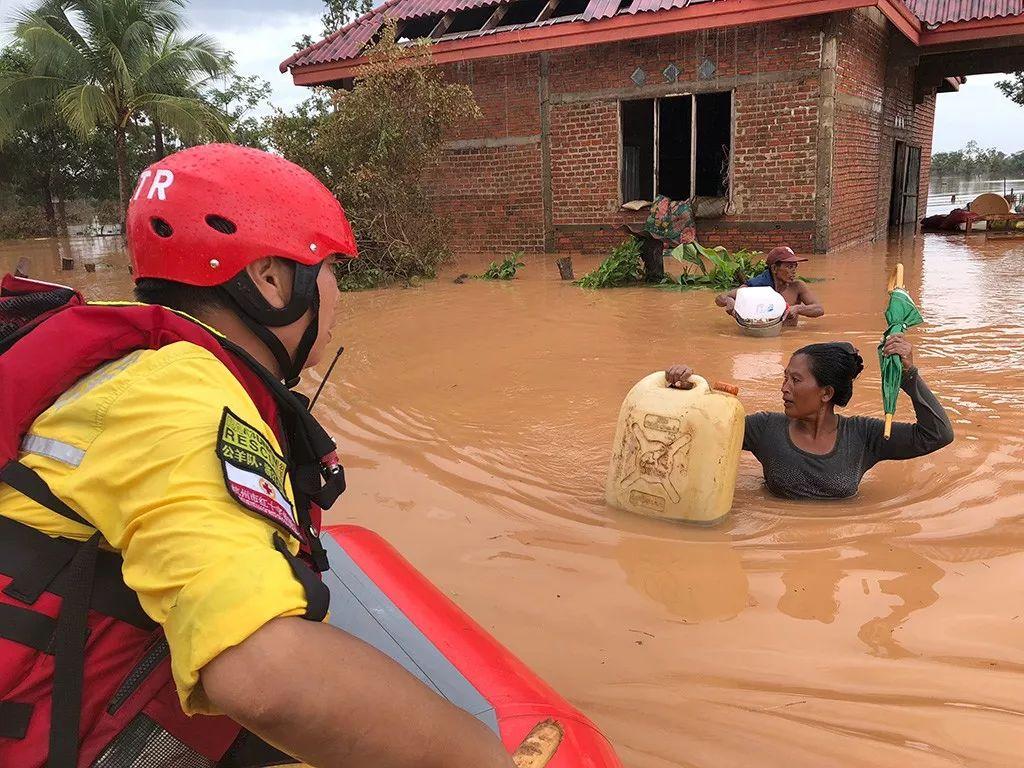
<box><xmin>606</xmin><ymin>372</ymin><xmax>745</xmax><ymax>523</ymax></box>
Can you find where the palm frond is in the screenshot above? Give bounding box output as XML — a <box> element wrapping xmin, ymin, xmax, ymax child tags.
<box><xmin>130</xmin><ymin>91</ymin><xmax>231</xmax><ymax>143</ymax></box>
<box><xmin>134</xmin><ymin>33</ymin><xmax>229</xmax><ymax>94</ymax></box>
<box><xmin>14</xmin><ymin>16</ymin><xmax>92</xmax><ymax>83</ymax></box>
<box><xmin>15</xmin><ymin>2</ymin><xmax>95</xmax><ymax>67</ymax></box>
<box><xmin>141</xmin><ymin>0</ymin><xmax>186</xmax><ymax>36</ymax></box>
<box><xmin>58</xmin><ymin>82</ymin><xmax>117</xmax><ymax>138</ymax></box>
<box><xmin>102</xmin><ymin>39</ymin><xmax>134</xmax><ymax>103</ymax></box>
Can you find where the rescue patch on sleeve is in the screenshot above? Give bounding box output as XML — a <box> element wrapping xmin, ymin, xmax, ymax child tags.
<box><xmin>217</xmin><ymin>408</ymin><xmax>302</xmax><ymax>541</ymax></box>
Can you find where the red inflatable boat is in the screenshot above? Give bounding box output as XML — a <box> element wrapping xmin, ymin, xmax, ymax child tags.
<box><xmin>321</xmin><ymin>525</ymin><xmax>622</xmax><ymax>767</ymax></box>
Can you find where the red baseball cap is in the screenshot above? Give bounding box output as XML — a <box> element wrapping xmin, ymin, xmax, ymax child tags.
<box><xmin>765</xmin><ymin>246</ymin><xmax>808</xmax><ymax>266</ymax></box>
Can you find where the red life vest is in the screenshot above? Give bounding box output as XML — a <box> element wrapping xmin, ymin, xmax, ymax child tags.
<box><xmin>0</xmin><ymin>275</ymin><xmax>342</xmax><ymax>767</ymax></box>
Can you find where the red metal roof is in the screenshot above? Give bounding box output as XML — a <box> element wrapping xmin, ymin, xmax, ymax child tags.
<box><xmin>280</xmin><ymin>0</ymin><xmax>1024</xmax><ymax>72</ymax></box>
<box><xmin>904</xmin><ymin>0</ymin><xmax>1024</xmax><ymax>23</ymax></box>
<box><xmin>281</xmin><ymin>0</ymin><xmax>729</xmax><ymax>71</ymax></box>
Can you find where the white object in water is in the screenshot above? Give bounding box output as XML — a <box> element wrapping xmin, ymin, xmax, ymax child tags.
<box><xmin>733</xmin><ymin>286</ymin><xmax>786</xmax><ymax>337</ymax></box>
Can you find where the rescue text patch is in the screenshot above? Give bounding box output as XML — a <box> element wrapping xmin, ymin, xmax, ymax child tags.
<box><xmin>217</xmin><ymin>408</ymin><xmax>301</xmax><ymax>540</ymax></box>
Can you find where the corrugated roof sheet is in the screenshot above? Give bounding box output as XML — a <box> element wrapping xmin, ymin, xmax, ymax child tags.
<box><xmin>281</xmin><ymin>0</ymin><xmax>1024</xmax><ymax>71</ymax></box>
<box><xmin>281</xmin><ymin>0</ymin><xmax>697</xmax><ymax>70</ymax></box>
<box><xmin>905</xmin><ymin>0</ymin><xmax>1024</xmax><ymax>23</ymax></box>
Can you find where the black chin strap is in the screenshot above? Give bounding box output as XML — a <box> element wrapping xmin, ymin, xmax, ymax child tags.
<box><xmin>219</xmin><ymin>262</ymin><xmax>322</xmax><ymax>387</ymax></box>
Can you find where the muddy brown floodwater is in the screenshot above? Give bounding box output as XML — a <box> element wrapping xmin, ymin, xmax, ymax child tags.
<box><xmin>5</xmin><ymin>232</ymin><xmax>1024</xmax><ymax>768</ymax></box>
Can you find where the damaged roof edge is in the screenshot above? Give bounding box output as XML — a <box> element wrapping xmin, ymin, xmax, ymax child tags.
<box><xmin>279</xmin><ymin>0</ymin><xmax>411</xmax><ymax>72</ymax></box>
<box><xmin>281</xmin><ymin>0</ymin><xmax>1024</xmax><ymax>78</ymax></box>
<box><xmin>284</xmin><ymin>0</ymin><xmax>894</xmax><ymax>80</ymax></box>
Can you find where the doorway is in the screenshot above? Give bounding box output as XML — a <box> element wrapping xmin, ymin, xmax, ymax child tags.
<box><xmin>889</xmin><ymin>141</ymin><xmax>922</xmax><ymax>226</ymax></box>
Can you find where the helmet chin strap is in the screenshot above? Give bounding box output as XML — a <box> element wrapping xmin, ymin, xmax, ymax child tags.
<box><xmin>219</xmin><ymin>262</ymin><xmax>322</xmax><ymax>388</ymax></box>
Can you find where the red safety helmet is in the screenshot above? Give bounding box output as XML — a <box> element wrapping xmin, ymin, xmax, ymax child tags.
<box><xmin>127</xmin><ymin>144</ymin><xmax>357</xmax><ymax>386</ymax></box>
<box><xmin>127</xmin><ymin>143</ymin><xmax>357</xmax><ymax>286</ymax></box>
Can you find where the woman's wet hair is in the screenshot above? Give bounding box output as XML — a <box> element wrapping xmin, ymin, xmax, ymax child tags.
<box><xmin>793</xmin><ymin>342</ymin><xmax>865</xmax><ymax>407</ymax></box>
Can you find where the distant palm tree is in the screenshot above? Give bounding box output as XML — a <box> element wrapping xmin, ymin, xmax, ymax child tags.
<box><xmin>0</xmin><ymin>0</ymin><xmax>232</xmax><ymax>219</ymax></box>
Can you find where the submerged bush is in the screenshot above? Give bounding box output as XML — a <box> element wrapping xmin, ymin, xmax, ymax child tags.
<box><xmin>576</xmin><ymin>238</ymin><xmax>644</xmax><ymax>289</ymax></box>
<box><xmin>0</xmin><ymin>206</ymin><xmax>51</xmax><ymax>239</ymax></box>
<box><xmin>477</xmin><ymin>252</ymin><xmax>525</xmax><ymax>280</ymax></box>
<box><xmin>669</xmin><ymin>242</ymin><xmax>766</xmax><ymax>291</ymax></box>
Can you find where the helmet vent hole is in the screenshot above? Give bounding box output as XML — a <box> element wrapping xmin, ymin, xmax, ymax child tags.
<box><xmin>205</xmin><ymin>215</ymin><xmax>237</xmax><ymax>235</ymax></box>
<box><xmin>151</xmin><ymin>218</ymin><xmax>173</xmax><ymax>238</ymax></box>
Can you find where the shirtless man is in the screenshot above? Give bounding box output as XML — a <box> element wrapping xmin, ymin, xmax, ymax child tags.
<box><xmin>716</xmin><ymin>246</ymin><xmax>824</xmax><ymax>325</ymax></box>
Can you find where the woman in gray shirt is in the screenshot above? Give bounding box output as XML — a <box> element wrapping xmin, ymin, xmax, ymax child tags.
<box><xmin>665</xmin><ymin>335</ymin><xmax>954</xmax><ymax>499</ymax></box>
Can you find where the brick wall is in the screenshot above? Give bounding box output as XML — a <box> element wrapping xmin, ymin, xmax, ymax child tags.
<box><xmin>428</xmin><ymin>12</ymin><xmax>936</xmax><ymax>256</ymax></box>
<box><xmin>828</xmin><ymin>8</ymin><xmax>887</xmax><ymax>250</ymax></box>
<box><xmin>912</xmin><ymin>95</ymin><xmax>936</xmax><ymax>223</ymax></box>
<box><xmin>432</xmin><ymin>55</ymin><xmax>545</xmax><ymax>253</ymax></box>
<box><xmin>828</xmin><ymin>10</ymin><xmax>937</xmax><ymax>250</ymax></box>
<box><xmin>875</xmin><ymin>39</ymin><xmax>936</xmax><ymax>237</ymax></box>
<box><xmin>549</xmin><ymin>101</ymin><xmax>619</xmax><ymax>226</ymax></box>
<box><xmin>547</xmin><ymin>22</ymin><xmax>824</xmax><ymax>251</ymax></box>
<box><xmin>447</xmin><ymin>55</ymin><xmax>541</xmax><ymax>140</ymax></box>
<box><xmin>731</xmin><ymin>76</ymin><xmax>820</xmax><ymax>221</ymax></box>
<box><xmin>430</xmin><ymin>142</ymin><xmax>546</xmax><ymax>253</ymax></box>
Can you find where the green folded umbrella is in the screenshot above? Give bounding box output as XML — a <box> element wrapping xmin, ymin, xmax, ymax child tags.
<box><xmin>878</xmin><ymin>264</ymin><xmax>923</xmax><ymax>438</ymax></box>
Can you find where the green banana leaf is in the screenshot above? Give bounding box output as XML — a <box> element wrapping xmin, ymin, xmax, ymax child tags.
<box><xmin>877</xmin><ymin>287</ymin><xmax>923</xmax><ymax>430</ymax></box>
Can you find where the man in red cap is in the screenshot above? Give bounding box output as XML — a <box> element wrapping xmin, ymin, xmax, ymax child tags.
<box><xmin>716</xmin><ymin>245</ymin><xmax>824</xmax><ymax>325</ymax></box>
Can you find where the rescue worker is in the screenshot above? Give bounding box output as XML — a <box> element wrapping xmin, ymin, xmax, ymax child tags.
<box><xmin>0</xmin><ymin>144</ymin><xmax>513</xmax><ymax>768</ymax></box>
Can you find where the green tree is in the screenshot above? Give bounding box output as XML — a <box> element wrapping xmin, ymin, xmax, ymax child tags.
<box><xmin>271</xmin><ymin>23</ymin><xmax>481</xmax><ymax>287</ymax></box>
<box><xmin>996</xmin><ymin>73</ymin><xmax>1024</xmax><ymax>108</ymax></box>
<box><xmin>202</xmin><ymin>65</ymin><xmax>274</xmax><ymax>150</ymax></box>
<box><xmin>1</xmin><ymin>0</ymin><xmax>232</xmax><ymax>220</ymax></box>
<box><xmin>0</xmin><ymin>42</ymin><xmax>95</xmax><ymax>233</ymax></box>
<box><xmin>142</xmin><ymin>30</ymin><xmax>234</xmax><ymax>161</ymax></box>
<box><xmin>294</xmin><ymin>0</ymin><xmax>374</xmax><ymax>51</ymax></box>
<box><xmin>931</xmin><ymin>140</ymin><xmax>1024</xmax><ymax>178</ymax></box>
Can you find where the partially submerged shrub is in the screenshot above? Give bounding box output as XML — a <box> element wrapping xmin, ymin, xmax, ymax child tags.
<box><xmin>670</xmin><ymin>242</ymin><xmax>766</xmax><ymax>290</ymax></box>
<box><xmin>576</xmin><ymin>238</ymin><xmax>644</xmax><ymax>289</ymax></box>
<box><xmin>477</xmin><ymin>252</ymin><xmax>525</xmax><ymax>280</ymax></box>
<box><xmin>0</xmin><ymin>206</ymin><xmax>50</xmax><ymax>239</ymax></box>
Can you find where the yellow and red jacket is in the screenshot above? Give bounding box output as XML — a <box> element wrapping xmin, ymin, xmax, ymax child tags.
<box><xmin>0</xmin><ymin>275</ymin><xmax>345</xmax><ymax>767</ymax></box>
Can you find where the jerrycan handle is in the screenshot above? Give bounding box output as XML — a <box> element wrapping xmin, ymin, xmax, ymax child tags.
<box><xmin>663</xmin><ymin>374</ymin><xmax>710</xmax><ymax>394</ymax></box>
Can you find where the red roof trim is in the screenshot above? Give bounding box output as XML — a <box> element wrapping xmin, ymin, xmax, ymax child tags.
<box><xmin>878</xmin><ymin>0</ymin><xmax>923</xmax><ymax>40</ymax></box>
<box><xmin>280</xmin><ymin>0</ymin><xmax>412</xmax><ymax>72</ymax></box>
<box><xmin>290</xmin><ymin>0</ymin><xmax>878</xmax><ymax>83</ymax></box>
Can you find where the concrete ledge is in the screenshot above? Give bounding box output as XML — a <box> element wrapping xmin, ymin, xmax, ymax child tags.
<box><xmin>554</xmin><ymin>220</ymin><xmax>815</xmax><ymax>233</ymax></box>
<box><xmin>700</xmin><ymin>220</ymin><xmax>816</xmax><ymax>232</ymax></box>
<box><xmin>551</xmin><ymin>69</ymin><xmax>820</xmax><ymax>105</ymax></box>
<box><xmin>836</xmin><ymin>92</ymin><xmax>884</xmax><ymax>115</ymax></box>
<box><xmin>446</xmin><ymin>135</ymin><xmax>541</xmax><ymax>150</ymax></box>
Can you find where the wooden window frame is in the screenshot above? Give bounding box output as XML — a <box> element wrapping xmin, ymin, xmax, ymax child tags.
<box><xmin>617</xmin><ymin>90</ymin><xmax>734</xmax><ymax>206</ymax></box>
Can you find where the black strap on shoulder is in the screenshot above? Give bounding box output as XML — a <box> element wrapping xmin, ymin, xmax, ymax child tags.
<box><xmin>0</xmin><ymin>460</ymin><xmax>90</xmax><ymax>527</ymax></box>
<box><xmin>217</xmin><ymin>336</ymin><xmax>344</xmax><ymax>574</ymax></box>
<box><xmin>1</xmin><ymin>522</ymin><xmax>76</xmax><ymax>605</ymax></box>
<box><xmin>47</xmin><ymin>531</ymin><xmax>100</xmax><ymax>768</ymax></box>
<box><xmin>0</xmin><ymin>701</ymin><xmax>33</xmax><ymax>740</ymax></box>
<box><xmin>0</xmin><ymin>516</ymin><xmax>154</xmax><ymax>629</ymax></box>
<box><xmin>0</xmin><ymin>603</ymin><xmax>58</xmax><ymax>653</ymax></box>
<box><xmin>273</xmin><ymin>535</ymin><xmax>329</xmax><ymax>622</ymax></box>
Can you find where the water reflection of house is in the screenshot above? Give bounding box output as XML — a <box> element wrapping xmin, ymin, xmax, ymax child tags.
<box><xmin>282</xmin><ymin>0</ymin><xmax>1024</xmax><ymax>254</ymax></box>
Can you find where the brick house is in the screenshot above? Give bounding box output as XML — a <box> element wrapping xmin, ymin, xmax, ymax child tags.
<box><xmin>282</xmin><ymin>0</ymin><xmax>1024</xmax><ymax>254</ymax></box>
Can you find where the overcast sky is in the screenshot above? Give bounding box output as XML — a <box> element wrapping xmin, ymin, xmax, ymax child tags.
<box><xmin>2</xmin><ymin>0</ymin><xmax>1023</xmax><ymax>153</ymax></box>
